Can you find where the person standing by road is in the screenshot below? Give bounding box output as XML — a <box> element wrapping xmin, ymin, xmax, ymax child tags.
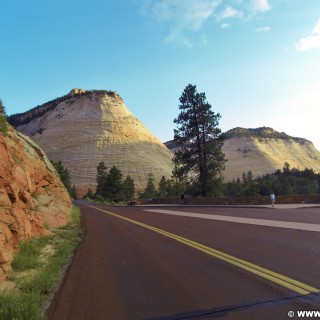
<box><xmin>270</xmin><ymin>191</ymin><xmax>275</xmax><ymax>207</ymax></box>
<box><xmin>180</xmin><ymin>193</ymin><xmax>185</xmax><ymax>205</ymax></box>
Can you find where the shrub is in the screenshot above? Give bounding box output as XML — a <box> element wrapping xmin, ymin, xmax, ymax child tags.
<box><xmin>0</xmin><ymin>115</ymin><xmax>8</xmax><ymax>136</ymax></box>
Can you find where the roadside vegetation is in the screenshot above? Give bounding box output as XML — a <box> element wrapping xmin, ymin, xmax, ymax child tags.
<box><xmin>225</xmin><ymin>163</ymin><xmax>320</xmax><ymax>197</ymax></box>
<box><xmin>84</xmin><ymin>161</ymin><xmax>320</xmax><ymax>204</ymax></box>
<box><xmin>87</xmin><ymin>162</ymin><xmax>135</xmax><ymax>204</ymax></box>
<box><xmin>0</xmin><ymin>206</ymin><xmax>83</xmax><ymax>320</ymax></box>
<box><xmin>51</xmin><ymin>160</ymin><xmax>78</xmax><ymax>199</ymax></box>
<box><xmin>0</xmin><ymin>98</ymin><xmax>8</xmax><ymax>136</ymax></box>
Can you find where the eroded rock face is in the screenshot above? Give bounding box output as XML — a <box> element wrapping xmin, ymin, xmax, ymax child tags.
<box><xmin>222</xmin><ymin>136</ymin><xmax>320</xmax><ymax>181</ymax></box>
<box><xmin>0</xmin><ymin>126</ymin><xmax>72</xmax><ymax>281</ymax></box>
<box><xmin>11</xmin><ymin>90</ymin><xmax>173</xmax><ymax>195</ymax></box>
<box><xmin>165</xmin><ymin>127</ymin><xmax>320</xmax><ymax>181</ymax></box>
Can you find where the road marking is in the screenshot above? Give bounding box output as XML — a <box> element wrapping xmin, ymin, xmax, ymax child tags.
<box><xmin>145</xmin><ymin>209</ymin><xmax>320</xmax><ymax>233</ymax></box>
<box><xmin>84</xmin><ymin>203</ymin><xmax>320</xmax><ymax>295</ymax></box>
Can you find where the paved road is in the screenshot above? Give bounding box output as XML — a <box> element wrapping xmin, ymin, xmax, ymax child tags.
<box><xmin>47</xmin><ymin>202</ymin><xmax>320</xmax><ymax>320</ymax></box>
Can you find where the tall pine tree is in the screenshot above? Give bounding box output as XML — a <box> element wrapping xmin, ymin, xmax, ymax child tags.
<box><xmin>96</xmin><ymin>162</ymin><xmax>107</xmax><ymax>198</ymax></box>
<box><xmin>122</xmin><ymin>175</ymin><xmax>135</xmax><ymax>201</ymax></box>
<box><xmin>105</xmin><ymin>166</ymin><xmax>123</xmax><ymax>202</ymax></box>
<box><xmin>173</xmin><ymin>84</ymin><xmax>226</xmax><ymax>197</ymax></box>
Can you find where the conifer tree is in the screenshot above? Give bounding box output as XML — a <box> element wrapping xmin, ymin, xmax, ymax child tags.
<box><xmin>105</xmin><ymin>166</ymin><xmax>123</xmax><ymax>202</ymax></box>
<box><xmin>51</xmin><ymin>160</ymin><xmax>72</xmax><ymax>195</ymax></box>
<box><xmin>122</xmin><ymin>175</ymin><xmax>135</xmax><ymax>201</ymax></box>
<box><xmin>96</xmin><ymin>162</ymin><xmax>107</xmax><ymax>198</ymax></box>
<box><xmin>142</xmin><ymin>174</ymin><xmax>156</xmax><ymax>199</ymax></box>
<box><xmin>159</xmin><ymin>176</ymin><xmax>168</xmax><ymax>198</ymax></box>
<box><xmin>173</xmin><ymin>84</ymin><xmax>226</xmax><ymax>197</ymax></box>
<box><xmin>0</xmin><ymin>98</ymin><xmax>8</xmax><ymax>136</ymax></box>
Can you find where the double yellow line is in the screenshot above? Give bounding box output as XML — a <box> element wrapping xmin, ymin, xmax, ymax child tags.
<box><xmin>84</xmin><ymin>203</ymin><xmax>319</xmax><ymax>295</ymax></box>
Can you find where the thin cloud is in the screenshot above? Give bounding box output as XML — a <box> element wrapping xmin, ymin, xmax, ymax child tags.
<box><xmin>251</xmin><ymin>0</ymin><xmax>271</xmax><ymax>12</ymax></box>
<box><xmin>221</xmin><ymin>23</ymin><xmax>231</xmax><ymax>28</ymax></box>
<box><xmin>220</xmin><ymin>6</ymin><xmax>242</xmax><ymax>19</ymax></box>
<box><xmin>143</xmin><ymin>0</ymin><xmax>220</xmax><ymax>47</ymax></box>
<box><xmin>140</xmin><ymin>0</ymin><xmax>272</xmax><ymax>47</ymax></box>
<box><xmin>148</xmin><ymin>0</ymin><xmax>220</xmax><ymax>31</ymax></box>
<box><xmin>296</xmin><ymin>19</ymin><xmax>320</xmax><ymax>51</ymax></box>
<box><xmin>256</xmin><ymin>26</ymin><xmax>271</xmax><ymax>32</ymax></box>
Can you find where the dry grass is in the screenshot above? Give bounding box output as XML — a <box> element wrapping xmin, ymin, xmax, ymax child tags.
<box><xmin>0</xmin><ymin>206</ymin><xmax>82</xmax><ymax>320</ymax></box>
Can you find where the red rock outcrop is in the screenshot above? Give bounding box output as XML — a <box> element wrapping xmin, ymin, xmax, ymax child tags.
<box><xmin>0</xmin><ymin>125</ymin><xmax>72</xmax><ymax>281</ymax></box>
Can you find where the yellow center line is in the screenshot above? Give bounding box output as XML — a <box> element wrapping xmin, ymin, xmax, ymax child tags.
<box><xmin>84</xmin><ymin>203</ymin><xmax>320</xmax><ymax>295</ymax></box>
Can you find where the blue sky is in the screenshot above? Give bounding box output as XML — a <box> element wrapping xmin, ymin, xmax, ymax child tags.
<box><xmin>1</xmin><ymin>0</ymin><xmax>320</xmax><ymax>149</ymax></box>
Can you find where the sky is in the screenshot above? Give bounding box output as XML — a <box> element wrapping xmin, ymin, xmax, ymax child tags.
<box><xmin>1</xmin><ymin>0</ymin><xmax>320</xmax><ymax>150</ymax></box>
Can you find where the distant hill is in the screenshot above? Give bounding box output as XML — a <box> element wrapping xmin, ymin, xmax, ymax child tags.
<box><xmin>9</xmin><ymin>89</ymin><xmax>174</xmax><ymax>195</ymax></box>
<box><xmin>165</xmin><ymin>127</ymin><xmax>320</xmax><ymax>181</ymax></box>
<box><xmin>224</xmin><ymin>127</ymin><xmax>308</xmax><ymax>143</ymax></box>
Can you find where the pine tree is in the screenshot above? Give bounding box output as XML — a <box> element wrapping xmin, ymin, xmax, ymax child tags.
<box><xmin>105</xmin><ymin>166</ymin><xmax>123</xmax><ymax>202</ymax></box>
<box><xmin>70</xmin><ymin>185</ymin><xmax>78</xmax><ymax>199</ymax></box>
<box><xmin>159</xmin><ymin>176</ymin><xmax>167</xmax><ymax>198</ymax></box>
<box><xmin>96</xmin><ymin>162</ymin><xmax>107</xmax><ymax>198</ymax></box>
<box><xmin>51</xmin><ymin>160</ymin><xmax>72</xmax><ymax>194</ymax></box>
<box><xmin>173</xmin><ymin>84</ymin><xmax>226</xmax><ymax>197</ymax></box>
<box><xmin>0</xmin><ymin>99</ymin><xmax>5</xmax><ymax>115</ymax></box>
<box><xmin>84</xmin><ymin>188</ymin><xmax>94</xmax><ymax>199</ymax></box>
<box><xmin>122</xmin><ymin>175</ymin><xmax>135</xmax><ymax>201</ymax></box>
<box><xmin>0</xmin><ymin>98</ymin><xmax>8</xmax><ymax>136</ymax></box>
<box><xmin>142</xmin><ymin>174</ymin><xmax>156</xmax><ymax>199</ymax></box>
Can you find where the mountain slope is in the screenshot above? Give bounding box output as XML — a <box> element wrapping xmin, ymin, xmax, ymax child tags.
<box><xmin>165</xmin><ymin>127</ymin><xmax>320</xmax><ymax>181</ymax></box>
<box><xmin>9</xmin><ymin>89</ymin><xmax>173</xmax><ymax>194</ymax></box>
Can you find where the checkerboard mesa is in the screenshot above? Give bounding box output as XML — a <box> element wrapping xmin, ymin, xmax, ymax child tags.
<box><xmin>8</xmin><ymin>89</ymin><xmax>174</xmax><ymax>196</ymax></box>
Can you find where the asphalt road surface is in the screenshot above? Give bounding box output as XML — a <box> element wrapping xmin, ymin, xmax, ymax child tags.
<box><xmin>46</xmin><ymin>202</ymin><xmax>320</xmax><ymax>320</ymax></box>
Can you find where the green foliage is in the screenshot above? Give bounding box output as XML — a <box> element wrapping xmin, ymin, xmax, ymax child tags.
<box><xmin>173</xmin><ymin>84</ymin><xmax>226</xmax><ymax>197</ymax></box>
<box><xmin>83</xmin><ymin>188</ymin><xmax>94</xmax><ymax>199</ymax></box>
<box><xmin>140</xmin><ymin>174</ymin><xmax>157</xmax><ymax>199</ymax></box>
<box><xmin>256</xmin><ymin>166</ymin><xmax>319</xmax><ymax>196</ymax></box>
<box><xmin>0</xmin><ymin>292</ymin><xmax>42</xmax><ymax>320</ymax></box>
<box><xmin>159</xmin><ymin>176</ymin><xmax>168</xmax><ymax>198</ymax></box>
<box><xmin>70</xmin><ymin>185</ymin><xmax>78</xmax><ymax>199</ymax></box>
<box><xmin>122</xmin><ymin>175</ymin><xmax>135</xmax><ymax>201</ymax></box>
<box><xmin>0</xmin><ymin>115</ymin><xmax>8</xmax><ymax>136</ymax></box>
<box><xmin>166</xmin><ymin>177</ymin><xmax>185</xmax><ymax>198</ymax></box>
<box><xmin>11</xmin><ymin>237</ymin><xmax>52</xmax><ymax>272</ymax></box>
<box><xmin>51</xmin><ymin>160</ymin><xmax>74</xmax><ymax>197</ymax></box>
<box><xmin>0</xmin><ymin>206</ymin><xmax>82</xmax><ymax>320</ymax></box>
<box><xmin>95</xmin><ymin>163</ymin><xmax>136</xmax><ymax>202</ymax></box>
<box><xmin>0</xmin><ymin>98</ymin><xmax>6</xmax><ymax>116</ymax></box>
<box><xmin>105</xmin><ymin>166</ymin><xmax>124</xmax><ymax>202</ymax></box>
<box><xmin>95</xmin><ymin>161</ymin><xmax>108</xmax><ymax>198</ymax></box>
<box><xmin>225</xmin><ymin>165</ymin><xmax>320</xmax><ymax>197</ymax></box>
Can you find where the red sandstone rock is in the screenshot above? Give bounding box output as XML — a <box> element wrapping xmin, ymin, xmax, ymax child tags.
<box><xmin>0</xmin><ymin>125</ymin><xmax>72</xmax><ymax>281</ymax></box>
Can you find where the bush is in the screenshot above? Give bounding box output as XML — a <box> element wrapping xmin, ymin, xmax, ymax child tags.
<box><xmin>0</xmin><ymin>115</ymin><xmax>8</xmax><ymax>136</ymax></box>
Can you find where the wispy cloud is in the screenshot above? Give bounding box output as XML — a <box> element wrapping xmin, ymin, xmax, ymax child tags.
<box><xmin>143</xmin><ymin>0</ymin><xmax>220</xmax><ymax>47</ymax></box>
<box><xmin>251</xmin><ymin>0</ymin><xmax>271</xmax><ymax>13</ymax></box>
<box><xmin>256</xmin><ymin>26</ymin><xmax>271</xmax><ymax>32</ymax></box>
<box><xmin>141</xmin><ymin>0</ymin><xmax>272</xmax><ymax>47</ymax></box>
<box><xmin>221</xmin><ymin>23</ymin><xmax>231</xmax><ymax>29</ymax></box>
<box><xmin>296</xmin><ymin>19</ymin><xmax>320</xmax><ymax>51</ymax></box>
<box><xmin>220</xmin><ymin>6</ymin><xmax>242</xmax><ymax>19</ymax></box>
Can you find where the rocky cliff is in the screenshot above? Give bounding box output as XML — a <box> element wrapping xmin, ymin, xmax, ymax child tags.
<box><xmin>8</xmin><ymin>89</ymin><xmax>173</xmax><ymax>195</ymax></box>
<box><xmin>0</xmin><ymin>124</ymin><xmax>72</xmax><ymax>281</ymax></box>
<box><xmin>166</xmin><ymin>127</ymin><xmax>320</xmax><ymax>181</ymax></box>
